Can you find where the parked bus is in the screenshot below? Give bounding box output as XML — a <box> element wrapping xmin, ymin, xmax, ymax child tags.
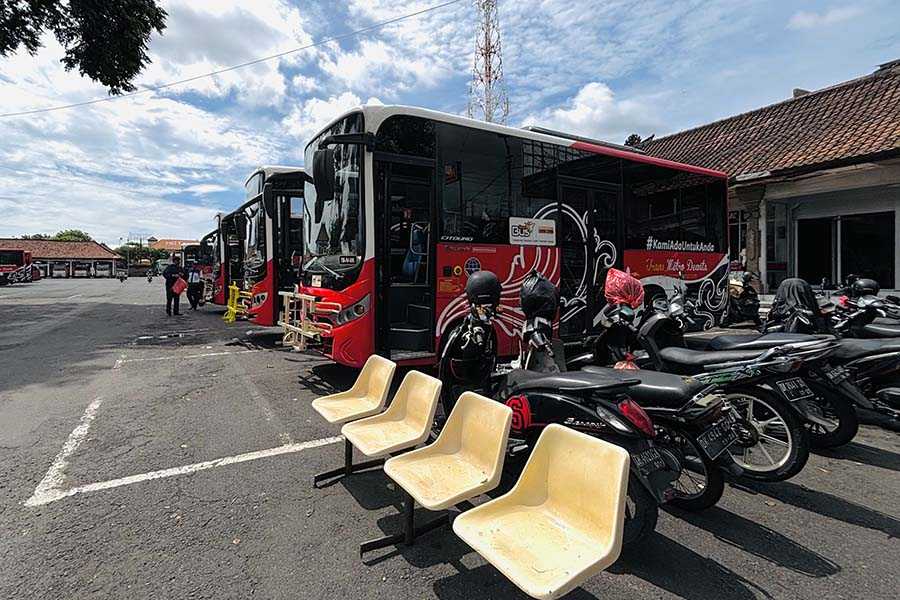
<box><xmin>181</xmin><ymin>243</ymin><xmax>201</xmax><ymax>266</ymax></box>
<box><xmin>0</xmin><ymin>249</ymin><xmax>34</xmax><ymax>285</ymax></box>
<box><xmin>297</xmin><ymin>105</ymin><xmax>728</xmax><ymax>367</ymax></box>
<box><xmin>197</xmin><ymin>230</ymin><xmax>218</xmax><ymax>302</ymax></box>
<box><xmin>234</xmin><ymin>166</ymin><xmax>306</xmax><ymax>326</ymax></box>
<box><xmin>210</xmin><ymin>211</ymin><xmax>246</xmax><ymax>305</ymax></box>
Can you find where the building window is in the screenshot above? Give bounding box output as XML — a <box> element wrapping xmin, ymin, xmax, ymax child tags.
<box><xmin>766</xmin><ymin>203</ymin><xmax>789</xmax><ymax>288</ymax></box>
<box><xmin>728</xmin><ymin>209</ymin><xmax>748</xmax><ymax>267</ymax></box>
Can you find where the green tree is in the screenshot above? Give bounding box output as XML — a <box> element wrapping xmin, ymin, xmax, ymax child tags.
<box><xmin>53</xmin><ymin>229</ymin><xmax>93</xmax><ymax>241</ymax></box>
<box><xmin>21</xmin><ymin>233</ymin><xmax>51</xmax><ymax>239</ymax></box>
<box><xmin>0</xmin><ymin>0</ymin><xmax>167</xmax><ymax>94</ymax></box>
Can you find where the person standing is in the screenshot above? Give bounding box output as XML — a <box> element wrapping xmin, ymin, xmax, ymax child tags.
<box><xmin>186</xmin><ymin>263</ymin><xmax>203</xmax><ymax>310</ymax></box>
<box><xmin>162</xmin><ymin>256</ymin><xmax>187</xmax><ymax>316</ymax></box>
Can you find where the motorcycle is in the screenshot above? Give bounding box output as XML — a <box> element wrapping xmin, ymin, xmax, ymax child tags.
<box><xmin>571</xmin><ymin>271</ymin><xmax>841</xmax><ymax>481</ymax></box>
<box><xmin>723</xmin><ymin>271</ymin><xmax>762</xmax><ymax>327</ymax></box>
<box><xmin>439</xmin><ymin>270</ymin><xmax>678</xmax><ymax>545</ymax></box>
<box><xmin>746</xmin><ymin>278</ymin><xmax>900</xmax><ymax>426</ymax></box>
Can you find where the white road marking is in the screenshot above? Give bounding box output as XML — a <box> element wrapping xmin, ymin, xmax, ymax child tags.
<box><xmin>25</xmin><ymin>436</ymin><xmax>343</xmax><ymax>506</ymax></box>
<box><xmin>65</xmin><ymin>294</ymin><xmax>83</xmax><ymax>299</ymax></box>
<box><xmin>116</xmin><ymin>349</ymin><xmax>258</xmax><ymax>366</ymax></box>
<box><xmin>25</xmin><ymin>397</ymin><xmax>104</xmax><ymax>507</ymax></box>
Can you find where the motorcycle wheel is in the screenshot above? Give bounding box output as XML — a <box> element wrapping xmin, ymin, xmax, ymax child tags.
<box><xmin>804</xmin><ymin>380</ymin><xmax>859</xmax><ymax>448</ymax></box>
<box><xmin>667</xmin><ymin>434</ymin><xmax>725</xmax><ymax>511</ymax></box>
<box><xmin>724</xmin><ymin>386</ymin><xmax>810</xmax><ymax>482</ymax></box>
<box><xmin>622</xmin><ymin>472</ymin><xmax>658</xmax><ymax>547</ymax></box>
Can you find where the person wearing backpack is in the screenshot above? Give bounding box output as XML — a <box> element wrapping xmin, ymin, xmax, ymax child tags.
<box><xmin>186</xmin><ymin>263</ymin><xmax>204</xmax><ymax>310</ymax></box>
<box><xmin>162</xmin><ymin>256</ymin><xmax>187</xmax><ymax>316</ymax></box>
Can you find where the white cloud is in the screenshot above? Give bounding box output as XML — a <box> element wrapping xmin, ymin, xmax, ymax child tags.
<box><xmin>0</xmin><ymin>172</ymin><xmax>220</xmax><ymax>246</ymax></box>
<box><xmin>282</xmin><ymin>92</ymin><xmax>383</xmax><ymax>152</ymax></box>
<box><xmin>141</xmin><ymin>1</ymin><xmax>314</xmax><ymax>108</ymax></box>
<box><xmin>788</xmin><ymin>7</ymin><xmax>863</xmax><ymax>30</ymax></box>
<box><xmin>184</xmin><ymin>184</ymin><xmax>229</xmax><ymax>195</ymax></box>
<box><xmin>319</xmin><ymin>39</ymin><xmax>451</xmax><ymax>97</ymax></box>
<box><xmin>521</xmin><ymin>82</ymin><xmax>662</xmax><ymax>145</ymax></box>
<box><xmin>291</xmin><ymin>74</ymin><xmax>318</xmax><ymax>94</ymax></box>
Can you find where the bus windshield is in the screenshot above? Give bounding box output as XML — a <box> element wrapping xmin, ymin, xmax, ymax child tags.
<box><xmin>303</xmin><ymin>112</ymin><xmax>364</xmax><ymax>275</ymax></box>
<box><xmin>243</xmin><ymin>201</ymin><xmax>265</xmax><ymax>271</ymax></box>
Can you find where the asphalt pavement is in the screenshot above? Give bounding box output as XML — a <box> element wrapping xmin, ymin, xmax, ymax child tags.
<box><xmin>0</xmin><ymin>279</ymin><xmax>897</xmax><ymax>599</ymax></box>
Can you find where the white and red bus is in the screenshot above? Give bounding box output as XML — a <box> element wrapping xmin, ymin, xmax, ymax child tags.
<box><xmin>0</xmin><ymin>249</ymin><xmax>35</xmax><ymax>285</ymax></box>
<box><xmin>231</xmin><ymin>166</ymin><xmax>306</xmax><ymax>325</ymax></box>
<box><xmin>298</xmin><ymin>105</ymin><xmax>728</xmax><ymax>368</ymax></box>
<box><xmin>210</xmin><ymin>212</ymin><xmax>245</xmax><ymax>305</ymax></box>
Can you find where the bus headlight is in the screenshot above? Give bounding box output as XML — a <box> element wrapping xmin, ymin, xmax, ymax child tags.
<box><xmin>336</xmin><ymin>295</ymin><xmax>370</xmax><ymax>325</ymax></box>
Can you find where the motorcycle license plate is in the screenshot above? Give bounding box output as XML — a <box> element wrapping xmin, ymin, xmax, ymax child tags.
<box><xmin>696</xmin><ymin>412</ymin><xmax>739</xmax><ymax>459</ymax></box>
<box><xmin>825</xmin><ymin>366</ymin><xmax>850</xmax><ymax>384</ymax></box>
<box><xmin>775</xmin><ymin>377</ymin><xmax>815</xmax><ymax>402</ymax></box>
<box><xmin>633</xmin><ymin>447</ymin><xmax>666</xmax><ymax>475</ymax></box>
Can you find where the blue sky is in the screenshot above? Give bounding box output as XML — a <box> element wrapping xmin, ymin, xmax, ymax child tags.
<box><xmin>1</xmin><ymin>0</ymin><xmax>898</xmax><ymax>246</ymax></box>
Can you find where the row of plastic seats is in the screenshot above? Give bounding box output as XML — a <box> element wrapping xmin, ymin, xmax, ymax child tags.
<box><xmin>311</xmin><ymin>355</ymin><xmax>630</xmax><ymax>600</ymax></box>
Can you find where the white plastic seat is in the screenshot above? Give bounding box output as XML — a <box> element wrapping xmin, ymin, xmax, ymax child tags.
<box><xmin>385</xmin><ymin>392</ymin><xmax>512</xmax><ymax>510</ymax></box>
<box><xmin>452</xmin><ymin>424</ymin><xmax>630</xmax><ymax>600</ymax></box>
<box><xmin>341</xmin><ymin>370</ymin><xmax>441</xmax><ymax>457</ymax></box>
<box><xmin>359</xmin><ymin>391</ymin><xmax>512</xmax><ymax>556</ymax></box>
<box><xmin>311</xmin><ymin>355</ymin><xmax>396</xmax><ymax>425</ymax></box>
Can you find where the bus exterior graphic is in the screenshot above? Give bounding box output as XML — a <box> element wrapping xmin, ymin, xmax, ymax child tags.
<box><xmin>0</xmin><ymin>250</ymin><xmax>34</xmax><ymax>285</ymax></box>
<box><xmin>293</xmin><ymin>105</ymin><xmax>729</xmax><ymax>368</ymax></box>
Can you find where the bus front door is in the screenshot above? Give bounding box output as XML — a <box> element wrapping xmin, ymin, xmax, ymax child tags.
<box><xmin>375</xmin><ymin>158</ymin><xmax>434</xmax><ymax>359</ymax></box>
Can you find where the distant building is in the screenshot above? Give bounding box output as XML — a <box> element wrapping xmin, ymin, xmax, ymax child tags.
<box><xmin>645</xmin><ymin>60</ymin><xmax>900</xmax><ymax>291</ymax></box>
<box><xmin>149</xmin><ymin>238</ymin><xmax>198</xmax><ymax>255</ymax></box>
<box><xmin>0</xmin><ymin>239</ymin><xmax>121</xmax><ymax>278</ymax></box>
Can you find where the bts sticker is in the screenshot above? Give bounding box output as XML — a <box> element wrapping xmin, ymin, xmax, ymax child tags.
<box><xmin>509</xmin><ymin>217</ymin><xmax>556</xmax><ymax>246</ymax></box>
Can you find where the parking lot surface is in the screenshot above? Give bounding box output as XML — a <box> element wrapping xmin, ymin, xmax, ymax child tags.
<box><xmin>1</xmin><ymin>279</ymin><xmax>898</xmax><ymax>599</ymax></box>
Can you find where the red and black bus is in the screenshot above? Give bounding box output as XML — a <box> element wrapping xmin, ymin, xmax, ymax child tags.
<box><xmin>226</xmin><ymin>167</ymin><xmax>306</xmax><ymax>325</ymax></box>
<box><xmin>297</xmin><ymin>105</ymin><xmax>728</xmax><ymax>368</ymax></box>
<box><xmin>0</xmin><ymin>249</ymin><xmax>34</xmax><ymax>285</ymax></box>
<box><xmin>210</xmin><ymin>212</ymin><xmax>245</xmax><ymax>305</ymax></box>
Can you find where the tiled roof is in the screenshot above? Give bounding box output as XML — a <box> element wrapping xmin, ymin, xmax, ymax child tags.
<box><xmin>0</xmin><ymin>239</ymin><xmax>120</xmax><ymax>260</ymax></box>
<box><xmin>643</xmin><ymin>62</ymin><xmax>900</xmax><ymax>180</ymax></box>
<box><xmin>149</xmin><ymin>239</ymin><xmax>197</xmax><ymax>252</ymax></box>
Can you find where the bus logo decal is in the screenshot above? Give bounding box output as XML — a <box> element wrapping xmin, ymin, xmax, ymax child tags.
<box><xmin>509</xmin><ymin>216</ymin><xmax>556</xmax><ymax>246</ymax></box>
<box><xmin>464</xmin><ymin>257</ymin><xmax>481</xmax><ymax>276</ymax></box>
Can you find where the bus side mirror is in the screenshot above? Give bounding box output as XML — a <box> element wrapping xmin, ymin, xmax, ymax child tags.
<box><xmin>234</xmin><ymin>214</ymin><xmax>248</xmax><ymax>241</ymax></box>
<box><xmin>313</xmin><ymin>148</ymin><xmax>335</xmax><ymax>220</ymax></box>
<box><xmin>263</xmin><ymin>186</ymin><xmax>276</xmax><ymax>219</ymax></box>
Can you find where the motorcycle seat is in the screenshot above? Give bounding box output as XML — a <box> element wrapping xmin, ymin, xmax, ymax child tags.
<box><xmin>508</xmin><ymin>369</ymin><xmax>639</xmax><ymax>394</ymax></box>
<box><xmin>658</xmin><ymin>346</ymin><xmax>766</xmax><ymax>374</ymax></box>
<box><xmin>582</xmin><ymin>367</ymin><xmax>708</xmax><ymax>408</ymax></box>
<box><xmin>707</xmin><ymin>332</ymin><xmax>825</xmax><ymax>351</ymax></box>
<box><xmin>861</xmin><ymin>323</ymin><xmax>900</xmax><ymax>338</ymax></box>
<box><xmin>835</xmin><ymin>338</ymin><xmax>900</xmax><ymax>361</ymax></box>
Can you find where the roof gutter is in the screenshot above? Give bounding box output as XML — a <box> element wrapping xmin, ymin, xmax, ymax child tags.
<box><xmin>730</xmin><ymin>148</ymin><xmax>900</xmax><ymax>188</ymax></box>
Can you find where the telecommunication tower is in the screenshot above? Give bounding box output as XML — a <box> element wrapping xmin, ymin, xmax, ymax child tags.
<box><xmin>467</xmin><ymin>0</ymin><xmax>509</xmax><ymax>124</ymax></box>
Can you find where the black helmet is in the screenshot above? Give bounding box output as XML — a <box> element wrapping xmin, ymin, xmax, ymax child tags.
<box><xmin>465</xmin><ymin>270</ymin><xmax>501</xmax><ymax>306</ymax></box>
<box><xmin>519</xmin><ymin>270</ymin><xmax>559</xmax><ymax>320</ymax></box>
<box><xmin>851</xmin><ymin>278</ymin><xmax>880</xmax><ymax>297</ymax></box>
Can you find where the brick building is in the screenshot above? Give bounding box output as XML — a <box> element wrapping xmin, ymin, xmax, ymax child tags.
<box><xmin>0</xmin><ymin>239</ymin><xmax>122</xmax><ymax>278</ymax></box>
<box><xmin>149</xmin><ymin>238</ymin><xmax>198</xmax><ymax>255</ymax></box>
<box><xmin>644</xmin><ymin>60</ymin><xmax>900</xmax><ymax>291</ymax></box>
